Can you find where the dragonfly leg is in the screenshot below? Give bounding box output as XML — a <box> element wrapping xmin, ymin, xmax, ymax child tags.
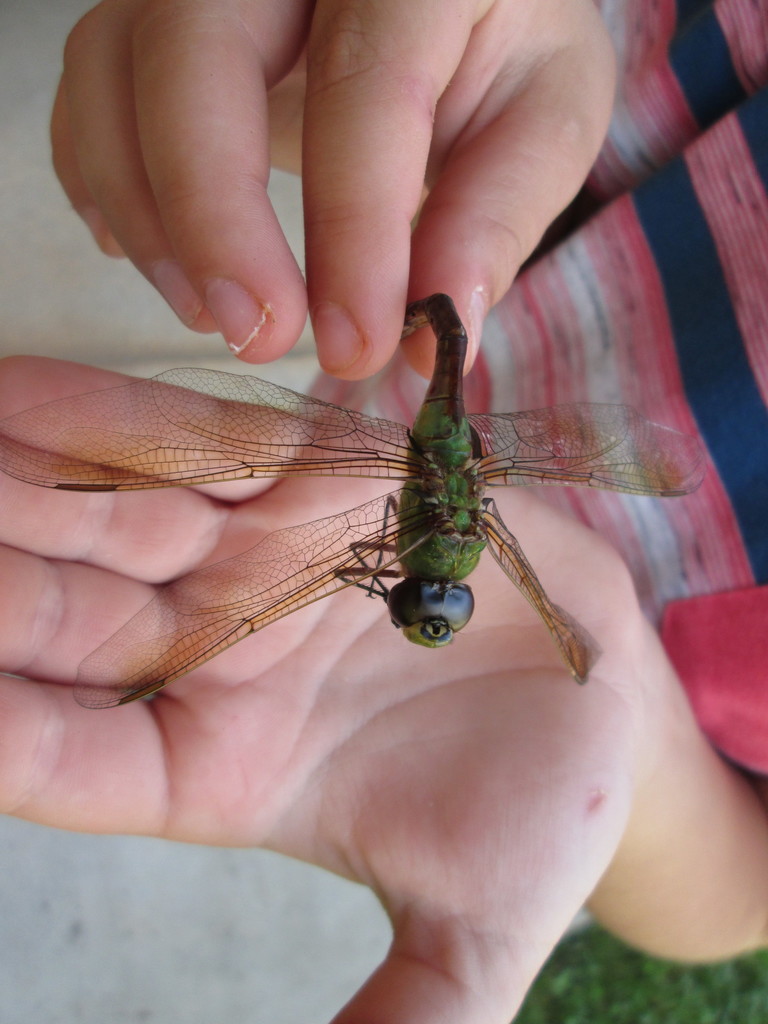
<box><xmin>336</xmin><ymin>564</ymin><xmax>400</xmax><ymax>601</ymax></box>
<box><xmin>335</xmin><ymin>494</ymin><xmax>402</xmax><ymax>602</ymax></box>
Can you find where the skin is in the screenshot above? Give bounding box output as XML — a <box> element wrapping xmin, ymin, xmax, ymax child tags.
<box><xmin>51</xmin><ymin>0</ymin><xmax>616</xmax><ymax>377</ymax></box>
<box><xmin>2</xmin><ymin>358</ymin><xmax>768</xmax><ymax>1024</ymax></box>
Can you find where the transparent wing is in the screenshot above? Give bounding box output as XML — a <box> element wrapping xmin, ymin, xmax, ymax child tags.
<box><xmin>480</xmin><ymin>499</ymin><xmax>600</xmax><ymax>682</ymax></box>
<box><xmin>469</xmin><ymin>404</ymin><xmax>705</xmax><ymax>496</ymax></box>
<box><xmin>0</xmin><ymin>368</ymin><xmax>418</xmax><ymax>490</ymax></box>
<box><xmin>75</xmin><ymin>492</ymin><xmax>430</xmax><ymax>708</ymax></box>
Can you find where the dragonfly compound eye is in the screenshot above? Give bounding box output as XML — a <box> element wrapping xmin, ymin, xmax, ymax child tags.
<box><xmin>387</xmin><ymin>578</ymin><xmax>475</xmax><ymax>648</ymax></box>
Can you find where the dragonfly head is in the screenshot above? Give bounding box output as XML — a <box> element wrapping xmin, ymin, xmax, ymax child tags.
<box><xmin>387</xmin><ymin>578</ymin><xmax>475</xmax><ymax>648</ymax></box>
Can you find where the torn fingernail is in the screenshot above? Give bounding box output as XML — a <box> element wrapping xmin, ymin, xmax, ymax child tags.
<box><xmin>151</xmin><ymin>259</ymin><xmax>203</xmax><ymax>326</ymax></box>
<box><xmin>204</xmin><ymin>279</ymin><xmax>274</xmax><ymax>355</ymax></box>
<box><xmin>312</xmin><ymin>301</ymin><xmax>365</xmax><ymax>373</ymax></box>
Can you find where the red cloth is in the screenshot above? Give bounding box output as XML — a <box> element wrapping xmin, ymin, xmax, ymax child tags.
<box><xmin>662</xmin><ymin>586</ymin><xmax>768</xmax><ymax>774</ymax></box>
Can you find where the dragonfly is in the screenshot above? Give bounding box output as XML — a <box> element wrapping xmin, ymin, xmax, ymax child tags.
<box><xmin>0</xmin><ymin>294</ymin><xmax>704</xmax><ymax>707</ymax></box>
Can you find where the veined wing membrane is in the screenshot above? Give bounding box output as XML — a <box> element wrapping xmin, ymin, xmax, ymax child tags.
<box><xmin>470</xmin><ymin>404</ymin><xmax>705</xmax><ymax>496</ymax></box>
<box><xmin>481</xmin><ymin>499</ymin><xmax>599</xmax><ymax>682</ymax></box>
<box><xmin>75</xmin><ymin>493</ymin><xmax>431</xmax><ymax>707</ymax></box>
<box><xmin>0</xmin><ymin>369</ymin><xmax>418</xmax><ymax>490</ymax></box>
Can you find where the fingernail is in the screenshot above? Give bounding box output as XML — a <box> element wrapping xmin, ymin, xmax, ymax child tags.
<box><xmin>151</xmin><ymin>259</ymin><xmax>203</xmax><ymax>326</ymax></box>
<box><xmin>312</xmin><ymin>301</ymin><xmax>365</xmax><ymax>373</ymax></box>
<box><xmin>81</xmin><ymin>206</ymin><xmax>125</xmax><ymax>258</ymax></box>
<box><xmin>204</xmin><ymin>278</ymin><xmax>274</xmax><ymax>354</ymax></box>
<box><xmin>468</xmin><ymin>286</ymin><xmax>488</xmax><ymax>356</ymax></box>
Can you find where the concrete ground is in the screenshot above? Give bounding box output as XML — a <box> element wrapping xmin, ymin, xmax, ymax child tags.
<box><xmin>0</xmin><ymin>2</ymin><xmax>391</xmax><ymax>1021</ymax></box>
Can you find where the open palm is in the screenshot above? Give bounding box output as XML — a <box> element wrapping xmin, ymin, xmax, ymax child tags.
<box><xmin>0</xmin><ymin>357</ymin><xmax>659</xmax><ymax>1024</ymax></box>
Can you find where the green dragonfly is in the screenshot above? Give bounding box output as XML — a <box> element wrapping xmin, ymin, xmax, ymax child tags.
<box><xmin>0</xmin><ymin>295</ymin><xmax>704</xmax><ymax>707</ymax></box>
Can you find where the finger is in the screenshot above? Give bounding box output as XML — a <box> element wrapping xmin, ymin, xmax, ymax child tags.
<box><xmin>405</xmin><ymin>1</ymin><xmax>615</xmax><ymax>374</ymax></box>
<box><xmin>0</xmin><ymin>538</ymin><xmax>295</xmax><ymax>837</ymax></box>
<box><xmin>0</xmin><ymin>542</ymin><xmax>154</xmax><ymax>684</ymax></box>
<box><xmin>0</xmin><ymin>466</ymin><xmax>223</xmax><ymax>582</ymax></box>
<box><xmin>51</xmin><ymin>79</ymin><xmax>126</xmax><ymax>259</ymax></box>
<box><xmin>60</xmin><ymin>2</ymin><xmax>218</xmax><ymax>332</ymax></box>
<box><xmin>0</xmin><ymin>547</ymin><xmax>167</xmax><ymax>835</ymax></box>
<box><xmin>130</xmin><ymin>0</ymin><xmax>311</xmax><ymax>359</ymax></box>
<box><xmin>303</xmin><ymin>0</ymin><xmax>488</xmax><ymax>379</ymax></box>
<box><xmin>0</xmin><ymin>357</ymin><xmax>226</xmax><ymax>579</ymax></box>
<box><xmin>0</xmin><ymin>670</ymin><xmax>170</xmax><ymax>833</ymax></box>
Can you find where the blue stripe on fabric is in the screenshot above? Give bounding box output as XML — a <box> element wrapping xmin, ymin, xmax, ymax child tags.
<box><xmin>675</xmin><ymin>0</ymin><xmax>712</xmax><ymax>30</ymax></box>
<box><xmin>669</xmin><ymin>7</ymin><xmax>747</xmax><ymax>127</ymax></box>
<box><xmin>633</xmin><ymin>157</ymin><xmax>768</xmax><ymax>582</ymax></box>
<box><xmin>738</xmin><ymin>89</ymin><xmax>768</xmax><ymax>189</ymax></box>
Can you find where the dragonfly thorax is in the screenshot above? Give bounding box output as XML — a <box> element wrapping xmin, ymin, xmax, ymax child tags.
<box><xmin>396</xmin><ymin>459</ymin><xmax>487</xmax><ymax>584</ymax></box>
<box><xmin>390</xmin><ymin>461</ymin><xmax>486</xmax><ymax>647</ymax></box>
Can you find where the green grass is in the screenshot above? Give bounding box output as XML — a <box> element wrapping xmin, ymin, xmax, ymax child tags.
<box><xmin>516</xmin><ymin>924</ymin><xmax>768</xmax><ymax>1024</ymax></box>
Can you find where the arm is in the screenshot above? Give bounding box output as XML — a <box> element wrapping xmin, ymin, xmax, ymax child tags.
<box><xmin>589</xmin><ymin>625</ymin><xmax>768</xmax><ymax>960</ymax></box>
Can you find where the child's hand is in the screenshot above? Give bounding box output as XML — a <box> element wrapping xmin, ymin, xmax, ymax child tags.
<box><xmin>52</xmin><ymin>0</ymin><xmax>615</xmax><ymax>377</ymax></box>
<box><xmin>4</xmin><ymin>356</ymin><xmax>767</xmax><ymax>1020</ymax></box>
<box><xmin>0</xmin><ymin>355</ymin><xmax>638</xmax><ymax>1022</ymax></box>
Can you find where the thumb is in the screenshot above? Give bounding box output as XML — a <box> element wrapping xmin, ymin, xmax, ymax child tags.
<box><xmin>329</xmin><ymin>736</ymin><xmax>634</xmax><ymax>1022</ymax></box>
<box><xmin>331</xmin><ymin>909</ymin><xmax>540</xmax><ymax>1024</ymax></box>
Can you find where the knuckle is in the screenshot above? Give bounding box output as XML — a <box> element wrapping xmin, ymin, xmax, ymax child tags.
<box><xmin>132</xmin><ymin>0</ymin><xmax>198</xmax><ymax>47</ymax></box>
<box><xmin>309</xmin><ymin>0</ymin><xmax>437</xmax><ymax>109</ymax></box>
<box><xmin>310</xmin><ymin>1</ymin><xmax>378</xmax><ymax>87</ymax></box>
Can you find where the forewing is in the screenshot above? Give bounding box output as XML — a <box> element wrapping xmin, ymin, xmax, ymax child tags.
<box><xmin>470</xmin><ymin>404</ymin><xmax>705</xmax><ymax>496</ymax></box>
<box><xmin>75</xmin><ymin>492</ymin><xmax>431</xmax><ymax>707</ymax></box>
<box><xmin>0</xmin><ymin>368</ymin><xmax>417</xmax><ymax>490</ymax></box>
<box><xmin>481</xmin><ymin>499</ymin><xmax>599</xmax><ymax>682</ymax></box>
